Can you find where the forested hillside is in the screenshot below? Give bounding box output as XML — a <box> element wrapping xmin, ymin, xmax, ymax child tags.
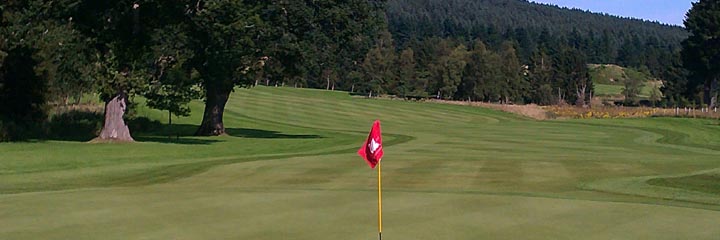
<box><xmin>386</xmin><ymin>0</ymin><xmax>687</xmax><ymax>75</ymax></box>
<box><xmin>1</xmin><ymin>0</ymin><xmax>712</xmax><ymax>141</ymax></box>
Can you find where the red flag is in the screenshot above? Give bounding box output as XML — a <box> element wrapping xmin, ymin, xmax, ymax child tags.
<box><xmin>358</xmin><ymin>120</ymin><xmax>384</xmax><ymax>169</ymax></box>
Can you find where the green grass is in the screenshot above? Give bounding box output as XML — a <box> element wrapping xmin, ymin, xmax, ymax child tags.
<box><xmin>649</xmin><ymin>172</ymin><xmax>720</xmax><ymax>195</ymax></box>
<box><xmin>594</xmin><ymin>83</ymin><xmax>657</xmax><ymax>98</ymax></box>
<box><xmin>589</xmin><ymin>64</ymin><xmax>628</xmax><ymax>85</ymax></box>
<box><xmin>2</xmin><ymin>86</ymin><xmax>720</xmax><ymax>239</ymax></box>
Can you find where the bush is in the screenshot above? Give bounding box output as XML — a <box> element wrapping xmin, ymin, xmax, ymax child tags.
<box><xmin>1</xmin><ymin>109</ymin><xmax>164</xmax><ymax>142</ymax></box>
<box><xmin>0</xmin><ymin>119</ymin><xmax>9</xmax><ymax>142</ymax></box>
<box><xmin>46</xmin><ymin>111</ymin><xmax>103</xmax><ymax>141</ymax></box>
<box><xmin>0</xmin><ymin>117</ymin><xmax>41</xmax><ymax>142</ymax></box>
<box><xmin>127</xmin><ymin>117</ymin><xmax>163</xmax><ymax>133</ymax></box>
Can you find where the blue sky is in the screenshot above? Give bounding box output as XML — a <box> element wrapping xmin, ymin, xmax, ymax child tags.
<box><xmin>531</xmin><ymin>0</ymin><xmax>697</xmax><ymax>26</ymax></box>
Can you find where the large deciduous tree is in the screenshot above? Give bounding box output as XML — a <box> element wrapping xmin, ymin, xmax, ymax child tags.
<box><xmin>189</xmin><ymin>0</ymin><xmax>267</xmax><ymax>136</ymax></box>
<box><xmin>682</xmin><ymin>0</ymin><xmax>720</xmax><ymax>108</ymax></box>
<box><xmin>189</xmin><ymin>0</ymin><xmax>385</xmax><ymax>135</ymax></box>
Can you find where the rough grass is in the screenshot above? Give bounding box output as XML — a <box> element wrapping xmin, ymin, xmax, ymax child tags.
<box><xmin>1</xmin><ymin>86</ymin><xmax>720</xmax><ymax>239</ymax></box>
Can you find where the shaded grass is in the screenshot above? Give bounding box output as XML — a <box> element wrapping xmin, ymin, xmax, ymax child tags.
<box><xmin>648</xmin><ymin>173</ymin><xmax>720</xmax><ymax>195</ymax></box>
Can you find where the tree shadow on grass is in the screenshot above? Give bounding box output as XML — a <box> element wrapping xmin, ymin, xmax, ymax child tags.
<box><xmin>134</xmin><ymin>124</ymin><xmax>322</xmax><ymax>145</ymax></box>
<box><xmin>225</xmin><ymin>128</ymin><xmax>322</xmax><ymax>139</ymax></box>
<box><xmin>133</xmin><ymin>135</ymin><xmax>222</xmax><ymax>145</ymax></box>
<box><xmin>30</xmin><ymin>114</ymin><xmax>322</xmax><ymax>145</ymax></box>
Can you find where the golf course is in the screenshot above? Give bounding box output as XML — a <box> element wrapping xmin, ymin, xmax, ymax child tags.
<box><xmin>0</xmin><ymin>86</ymin><xmax>719</xmax><ymax>239</ymax></box>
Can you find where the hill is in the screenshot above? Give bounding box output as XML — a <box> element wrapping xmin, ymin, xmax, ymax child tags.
<box><xmin>2</xmin><ymin>87</ymin><xmax>720</xmax><ymax>238</ymax></box>
<box><xmin>589</xmin><ymin>64</ymin><xmax>662</xmax><ymax>102</ymax></box>
<box><xmin>386</xmin><ymin>0</ymin><xmax>687</xmax><ymax>75</ymax></box>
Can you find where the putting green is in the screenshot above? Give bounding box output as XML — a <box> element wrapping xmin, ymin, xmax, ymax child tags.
<box><xmin>1</xmin><ymin>86</ymin><xmax>720</xmax><ymax>239</ymax></box>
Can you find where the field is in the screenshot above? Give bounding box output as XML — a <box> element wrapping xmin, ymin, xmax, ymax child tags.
<box><xmin>2</xmin><ymin>86</ymin><xmax>720</xmax><ymax>239</ymax></box>
<box><xmin>594</xmin><ymin>83</ymin><xmax>657</xmax><ymax>98</ymax></box>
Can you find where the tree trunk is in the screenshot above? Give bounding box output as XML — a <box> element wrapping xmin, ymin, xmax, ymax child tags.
<box><xmin>95</xmin><ymin>93</ymin><xmax>134</xmax><ymax>142</ymax></box>
<box><xmin>704</xmin><ymin>80</ymin><xmax>712</xmax><ymax>108</ymax></box>
<box><xmin>195</xmin><ymin>86</ymin><xmax>231</xmax><ymax>136</ymax></box>
<box><xmin>711</xmin><ymin>78</ymin><xmax>718</xmax><ymax>108</ymax></box>
<box><xmin>326</xmin><ymin>74</ymin><xmax>331</xmax><ymax>90</ymax></box>
<box><xmin>575</xmin><ymin>84</ymin><xmax>587</xmax><ymax>107</ymax></box>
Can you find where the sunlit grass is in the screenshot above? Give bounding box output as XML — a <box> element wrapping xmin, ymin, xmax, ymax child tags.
<box><xmin>1</xmin><ymin>86</ymin><xmax>720</xmax><ymax>239</ymax></box>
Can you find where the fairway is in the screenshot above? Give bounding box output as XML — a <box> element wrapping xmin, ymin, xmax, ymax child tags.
<box><xmin>2</xmin><ymin>86</ymin><xmax>720</xmax><ymax>239</ymax></box>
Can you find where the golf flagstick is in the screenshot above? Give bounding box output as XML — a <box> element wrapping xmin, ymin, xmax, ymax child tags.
<box><xmin>357</xmin><ymin>120</ymin><xmax>384</xmax><ymax>239</ymax></box>
<box><xmin>378</xmin><ymin>161</ymin><xmax>382</xmax><ymax>240</ymax></box>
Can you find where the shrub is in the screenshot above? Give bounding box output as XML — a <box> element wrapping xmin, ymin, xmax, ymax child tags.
<box><xmin>127</xmin><ymin>117</ymin><xmax>163</xmax><ymax>133</ymax></box>
<box><xmin>46</xmin><ymin>111</ymin><xmax>103</xmax><ymax>141</ymax></box>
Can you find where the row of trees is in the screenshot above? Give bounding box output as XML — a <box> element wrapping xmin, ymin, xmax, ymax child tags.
<box><xmin>386</xmin><ymin>0</ymin><xmax>687</xmax><ymax>78</ymax></box>
<box><xmin>357</xmin><ymin>31</ymin><xmax>592</xmax><ymax>106</ymax></box>
<box><xmin>1</xmin><ymin>0</ymin><xmax>386</xmax><ymax>140</ymax></box>
<box><xmin>384</xmin><ymin>0</ymin><xmax>719</xmax><ymax>109</ymax></box>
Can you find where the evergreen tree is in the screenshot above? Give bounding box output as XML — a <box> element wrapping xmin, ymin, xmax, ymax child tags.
<box><xmin>528</xmin><ymin>48</ymin><xmax>555</xmax><ymax>105</ymax></box>
<box><xmin>553</xmin><ymin>47</ymin><xmax>591</xmax><ymax>106</ymax></box>
<box><xmin>681</xmin><ymin>0</ymin><xmax>720</xmax><ymax>108</ymax></box>
<box><xmin>660</xmin><ymin>51</ymin><xmax>690</xmax><ymax>106</ymax></box>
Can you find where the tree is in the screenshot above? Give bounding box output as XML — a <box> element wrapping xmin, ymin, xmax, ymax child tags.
<box><xmin>0</xmin><ymin>47</ymin><xmax>46</xmax><ymax>125</ymax></box>
<box><xmin>439</xmin><ymin>44</ymin><xmax>469</xmax><ymax>99</ymax></box>
<box><xmin>188</xmin><ymin>0</ymin><xmax>385</xmax><ymax>135</ymax></box>
<box><xmin>396</xmin><ymin>48</ymin><xmax>417</xmax><ymax>97</ymax></box>
<box><xmin>660</xmin><ymin>51</ymin><xmax>691</xmax><ymax>106</ymax></box>
<box><xmin>460</xmin><ymin>40</ymin><xmax>501</xmax><ymax>101</ymax></box>
<box><xmin>682</xmin><ymin>0</ymin><xmax>720</xmax><ymax>108</ymax></box>
<box><xmin>67</xmin><ymin>0</ymin><xmax>163</xmax><ymax>142</ymax></box>
<box><xmin>649</xmin><ymin>82</ymin><xmax>663</xmax><ymax>107</ymax></box>
<box><xmin>498</xmin><ymin>41</ymin><xmax>526</xmax><ymax>103</ymax></box>
<box><xmin>0</xmin><ymin>0</ymin><xmax>79</xmax><ymax>139</ymax></box>
<box><xmin>427</xmin><ymin>39</ymin><xmax>467</xmax><ymax>99</ymax></box>
<box><xmin>553</xmin><ymin>48</ymin><xmax>592</xmax><ymax>106</ymax></box>
<box><xmin>528</xmin><ymin>48</ymin><xmax>555</xmax><ymax>105</ymax></box>
<box><xmin>622</xmin><ymin>68</ymin><xmax>648</xmax><ymax>106</ymax></box>
<box><xmin>362</xmin><ymin>30</ymin><xmax>398</xmax><ymax>95</ymax></box>
<box><xmin>144</xmin><ymin>61</ymin><xmax>201</xmax><ymax>126</ymax></box>
<box><xmin>169</xmin><ymin>1</ymin><xmax>265</xmax><ymax>136</ymax></box>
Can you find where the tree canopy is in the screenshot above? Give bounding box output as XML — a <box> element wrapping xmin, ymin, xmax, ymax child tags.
<box><xmin>681</xmin><ymin>0</ymin><xmax>720</xmax><ymax>108</ymax></box>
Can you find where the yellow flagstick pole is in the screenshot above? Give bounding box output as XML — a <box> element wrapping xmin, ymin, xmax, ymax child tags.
<box><xmin>378</xmin><ymin>161</ymin><xmax>383</xmax><ymax>240</ymax></box>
